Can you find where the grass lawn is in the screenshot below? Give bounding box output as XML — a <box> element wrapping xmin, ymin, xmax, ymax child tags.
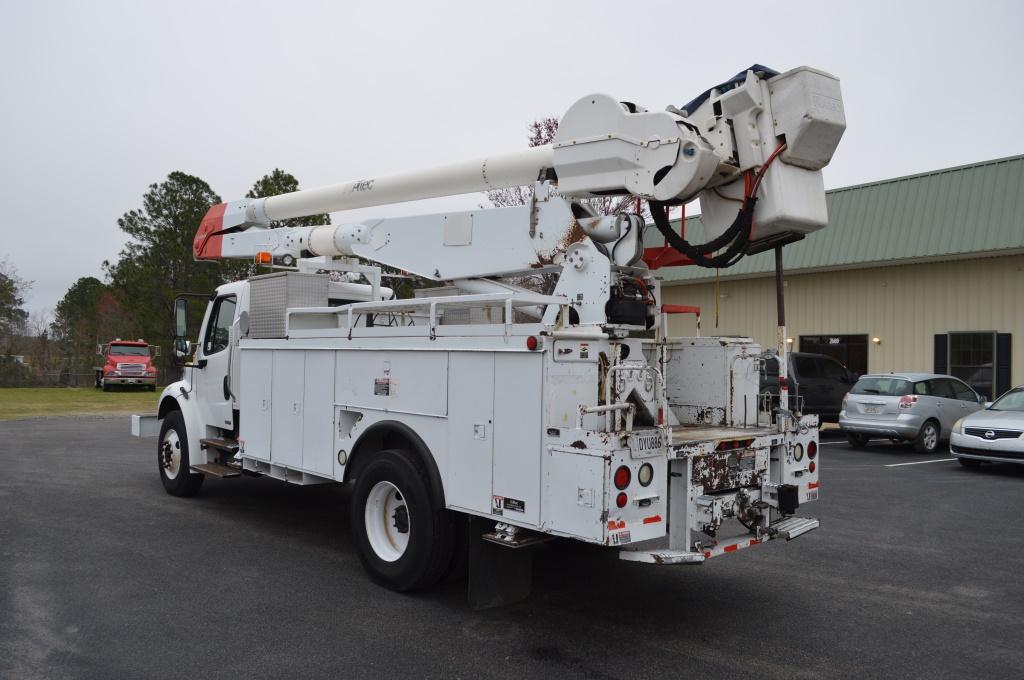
<box><xmin>0</xmin><ymin>387</ymin><xmax>161</xmax><ymax>421</ymax></box>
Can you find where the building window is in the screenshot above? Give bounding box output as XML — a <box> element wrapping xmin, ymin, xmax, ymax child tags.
<box><xmin>948</xmin><ymin>332</ymin><xmax>995</xmax><ymax>400</ymax></box>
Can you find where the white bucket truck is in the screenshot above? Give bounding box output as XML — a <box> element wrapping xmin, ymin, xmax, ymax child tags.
<box><xmin>135</xmin><ymin>65</ymin><xmax>844</xmax><ymax>605</ymax></box>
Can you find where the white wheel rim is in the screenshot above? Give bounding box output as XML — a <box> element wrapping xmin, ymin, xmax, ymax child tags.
<box><xmin>924</xmin><ymin>425</ymin><xmax>937</xmax><ymax>450</ymax></box>
<box><xmin>161</xmin><ymin>429</ymin><xmax>182</xmax><ymax>480</ymax></box>
<box><xmin>364</xmin><ymin>481</ymin><xmax>410</xmax><ymax>562</ymax></box>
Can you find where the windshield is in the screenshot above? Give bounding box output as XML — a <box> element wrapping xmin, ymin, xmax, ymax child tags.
<box><xmin>109</xmin><ymin>345</ymin><xmax>149</xmax><ymax>357</ymax></box>
<box><xmin>851</xmin><ymin>376</ymin><xmax>910</xmax><ymax>396</ymax></box>
<box><xmin>989</xmin><ymin>389</ymin><xmax>1024</xmax><ymax>412</ymax></box>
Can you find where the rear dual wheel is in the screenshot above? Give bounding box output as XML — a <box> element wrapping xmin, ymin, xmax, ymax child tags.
<box><xmin>352</xmin><ymin>449</ymin><xmax>457</xmax><ymax>592</ymax></box>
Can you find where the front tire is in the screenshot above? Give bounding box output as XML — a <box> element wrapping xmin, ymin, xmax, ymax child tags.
<box><xmin>351</xmin><ymin>448</ymin><xmax>455</xmax><ymax>592</ymax></box>
<box><xmin>914</xmin><ymin>420</ymin><xmax>941</xmax><ymax>454</ymax></box>
<box><xmin>847</xmin><ymin>433</ymin><xmax>870</xmax><ymax>448</ymax></box>
<box><xmin>158</xmin><ymin>410</ymin><xmax>205</xmax><ymax>497</ymax></box>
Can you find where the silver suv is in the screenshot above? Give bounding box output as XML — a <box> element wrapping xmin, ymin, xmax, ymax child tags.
<box><xmin>839</xmin><ymin>373</ymin><xmax>985</xmax><ymax>453</ymax></box>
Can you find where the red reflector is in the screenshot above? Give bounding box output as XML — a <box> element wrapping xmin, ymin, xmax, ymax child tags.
<box><xmin>807</xmin><ymin>441</ymin><xmax>818</xmax><ymax>459</ymax></box>
<box><xmin>526</xmin><ymin>335</ymin><xmax>539</xmax><ymax>351</ymax></box>
<box><xmin>642</xmin><ymin>515</ymin><xmax>662</xmax><ymax>525</ymax></box>
<box><xmin>255</xmin><ymin>251</ymin><xmax>272</xmax><ymax>264</ymax></box>
<box><xmin>615</xmin><ymin>492</ymin><xmax>628</xmax><ymax>508</ymax></box>
<box><xmin>613</xmin><ymin>465</ymin><xmax>631</xmax><ymax>490</ymax></box>
<box><xmin>809</xmin><ymin>461</ymin><xmax>816</xmax><ymax>473</ymax></box>
<box><xmin>779</xmin><ymin>377</ymin><xmax>789</xmax><ymax>390</ymax></box>
<box><xmin>808</xmin><ymin>481</ymin><xmax>820</xmax><ymax>489</ymax></box>
<box><xmin>724</xmin><ymin>544</ymin><xmax>738</xmax><ymax>553</ymax></box>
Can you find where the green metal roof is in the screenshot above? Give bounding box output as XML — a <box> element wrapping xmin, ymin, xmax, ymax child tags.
<box><xmin>649</xmin><ymin>154</ymin><xmax>1024</xmax><ymax>284</ymax></box>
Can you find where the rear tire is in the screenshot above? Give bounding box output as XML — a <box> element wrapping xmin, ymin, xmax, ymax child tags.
<box><xmin>351</xmin><ymin>448</ymin><xmax>455</xmax><ymax>592</ymax></box>
<box><xmin>846</xmin><ymin>433</ymin><xmax>870</xmax><ymax>448</ymax></box>
<box><xmin>958</xmin><ymin>457</ymin><xmax>982</xmax><ymax>468</ymax></box>
<box><xmin>914</xmin><ymin>420</ymin><xmax>941</xmax><ymax>454</ymax></box>
<box><xmin>158</xmin><ymin>410</ymin><xmax>205</xmax><ymax>497</ymax></box>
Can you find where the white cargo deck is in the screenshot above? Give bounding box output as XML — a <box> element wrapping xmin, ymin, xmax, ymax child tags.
<box><xmin>669</xmin><ymin>425</ymin><xmax>777</xmax><ymax>445</ymax></box>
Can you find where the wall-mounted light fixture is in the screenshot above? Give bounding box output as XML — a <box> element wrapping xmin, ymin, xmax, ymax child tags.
<box><xmin>786</xmin><ymin>337</ymin><xmax>795</xmax><ymax>345</ymax></box>
<box><xmin>872</xmin><ymin>336</ymin><xmax>882</xmax><ymax>345</ymax></box>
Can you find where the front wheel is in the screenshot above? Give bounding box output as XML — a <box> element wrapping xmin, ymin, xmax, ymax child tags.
<box><xmin>351</xmin><ymin>449</ymin><xmax>455</xmax><ymax>592</ymax></box>
<box><xmin>158</xmin><ymin>410</ymin><xmax>205</xmax><ymax>497</ymax></box>
<box><xmin>914</xmin><ymin>420</ymin><xmax>941</xmax><ymax>454</ymax></box>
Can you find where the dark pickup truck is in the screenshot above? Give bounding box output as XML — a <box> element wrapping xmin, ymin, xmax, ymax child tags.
<box><xmin>762</xmin><ymin>351</ymin><xmax>857</xmax><ymax>423</ymax></box>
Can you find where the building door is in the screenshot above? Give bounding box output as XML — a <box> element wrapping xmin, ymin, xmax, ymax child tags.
<box><xmin>799</xmin><ymin>334</ymin><xmax>868</xmax><ymax>376</ymax></box>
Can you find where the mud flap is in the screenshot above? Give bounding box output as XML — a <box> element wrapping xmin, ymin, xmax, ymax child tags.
<box><xmin>466</xmin><ymin>516</ymin><xmax>533</xmax><ymax>610</ymax></box>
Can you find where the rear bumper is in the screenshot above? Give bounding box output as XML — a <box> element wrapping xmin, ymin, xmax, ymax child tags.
<box><xmin>618</xmin><ymin>516</ymin><xmax>819</xmax><ymax>565</ymax></box>
<box><xmin>950</xmin><ymin>433</ymin><xmax>1024</xmax><ymax>463</ymax></box>
<box><xmin>839</xmin><ymin>412</ymin><xmax>922</xmax><ymax>439</ymax></box>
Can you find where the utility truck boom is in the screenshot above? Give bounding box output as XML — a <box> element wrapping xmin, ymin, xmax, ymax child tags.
<box><xmin>137</xmin><ymin>65</ymin><xmax>845</xmax><ymax>605</ymax></box>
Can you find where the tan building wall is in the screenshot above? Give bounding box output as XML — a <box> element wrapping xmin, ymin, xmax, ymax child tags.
<box><xmin>661</xmin><ymin>253</ymin><xmax>1024</xmax><ymax>386</ymax></box>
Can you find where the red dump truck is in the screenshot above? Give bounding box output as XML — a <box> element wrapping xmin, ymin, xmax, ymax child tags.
<box><xmin>95</xmin><ymin>340</ymin><xmax>159</xmax><ymax>391</ymax></box>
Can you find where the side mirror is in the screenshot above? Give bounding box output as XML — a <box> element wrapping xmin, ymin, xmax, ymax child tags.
<box><xmin>174</xmin><ymin>298</ymin><xmax>188</xmax><ymax>338</ymax></box>
<box><xmin>173</xmin><ymin>337</ymin><xmax>192</xmax><ymax>361</ymax></box>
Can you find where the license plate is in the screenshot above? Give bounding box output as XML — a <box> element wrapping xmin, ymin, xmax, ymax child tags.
<box><xmin>628</xmin><ymin>430</ymin><xmax>664</xmax><ymax>458</ymax></box>
<box><xmin>864</xmin><ymin>406</ymin><xmax>881</xmax><ymax>414</ymax></box>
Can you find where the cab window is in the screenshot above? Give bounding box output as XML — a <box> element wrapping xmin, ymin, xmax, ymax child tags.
<box><xmin>794</xmin><ymin>356</ymin><xmax>819</xmax><ymax>378</ymax></box>
<box><xmin>203</xmin><ymin>296</ymin><xmax>236</xmax><ymax>355</ymax></box>
<box><xmin>818</xmin><ymin>358</ymin><xmax>847</xmax><ymax>380</ymax></box>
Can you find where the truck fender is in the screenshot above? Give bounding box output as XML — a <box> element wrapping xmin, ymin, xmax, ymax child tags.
<box><xmin>344</xmin><ymin>421</ymin><xmax>446</xmax><ymax>509</ymax></box>
<box><xmin>156</xmin><ymin>383</ymin><xmax>208</xmax><ymax>467</ymax></box>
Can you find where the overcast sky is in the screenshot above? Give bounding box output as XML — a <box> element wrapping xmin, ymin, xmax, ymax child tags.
<box><xmin>3</xmin><ymin>0</ymin><xmax>1023</xmax><ymax>316</ymax></box>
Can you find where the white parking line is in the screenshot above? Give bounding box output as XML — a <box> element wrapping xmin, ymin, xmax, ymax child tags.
<box><xmin>884</xmin><ymin>458</ymin><xmax>956</xmax><ymax>468</ymax></box>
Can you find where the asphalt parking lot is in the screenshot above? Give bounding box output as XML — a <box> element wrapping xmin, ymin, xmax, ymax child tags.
<box><xmin>2</xmin><ymin>417</ymin><xmax>1022</xmax><ymax>679</ymax></box>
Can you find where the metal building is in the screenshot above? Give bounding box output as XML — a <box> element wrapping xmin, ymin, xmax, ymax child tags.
<box><xmin>658</xmin><ymin>155</ymin><xmax>1024</xmax><ymax>400</ymax></box>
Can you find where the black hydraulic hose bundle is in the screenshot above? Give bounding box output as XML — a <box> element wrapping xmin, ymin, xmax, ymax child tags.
<box><xmin>649</xmin><ymin>196</ymin><xmax>757</xmax><ymax>269</ymax></box>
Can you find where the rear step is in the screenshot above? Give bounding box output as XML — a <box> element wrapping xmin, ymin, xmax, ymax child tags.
<box><xmin>190</xmin><ymin>463</ymin><xmax>241</xmax><ymax>478</ymax></box>
<box><xmin>771</xmin><ymin>516</ymin><xmax>820</xmax><ymax>540</ymax></box>
<box><xmin>200</xmin><ymin>438</ymin><xmax>239</xmax><ymax>455</ymax></box>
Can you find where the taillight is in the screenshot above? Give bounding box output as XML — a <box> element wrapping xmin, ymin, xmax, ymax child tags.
<box><xmin>526</xmin><ymin>335</ymin><xmax>540</xmax><ymax>351</ymax></box>
<box><xmin>637</xmin><ymin>463</ymin><xmax>654</xmax><ymax>487</ymax></box>
<box><xmin>614</xmin><ymin>465</ymin><xmax>631</xmax><ymax>490</ymax></box>
<box><xmin>809</xmin><ymin>461</ymin><xmax>816</xmax><ymax>473</ymax></box>
<box><xmin>899</xmin><ymin>395</ymin><xmax>917</xmax><ymax>409</ymax></box>
<box><xmin>615</xmin><ymin>492</ymin><xmax>628</xmax><ymax>508</ymax></box>
<box><xmin>807</xmin><ymin>441</ymin><xmax>817</xmax><ymax>459</ymax></box>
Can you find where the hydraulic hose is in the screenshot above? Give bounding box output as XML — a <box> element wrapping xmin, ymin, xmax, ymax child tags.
<box><xmin>650</xmin><ymin>196</ymin><xmax>757</xmax><ymax>269</ymax></box>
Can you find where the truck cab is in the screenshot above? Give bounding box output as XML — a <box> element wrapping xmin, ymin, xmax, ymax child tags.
<box><xmin>96</xmin><ymin>340</ymin><xmax>158</xmax><ymax>391</ymax></box>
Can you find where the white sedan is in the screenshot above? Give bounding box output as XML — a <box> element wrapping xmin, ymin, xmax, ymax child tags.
<box><xmin>951</xmin><ymin>386</ymin><xmax>1024</xmax><ymax>467</ymax></box>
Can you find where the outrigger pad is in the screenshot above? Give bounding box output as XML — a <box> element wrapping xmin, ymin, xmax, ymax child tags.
<box><xmin>466</xmin><ymin>516</ymin><xmax>533</xmax><ymax>610</ymax></box>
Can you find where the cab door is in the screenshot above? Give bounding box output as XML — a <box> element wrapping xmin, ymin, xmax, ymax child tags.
<box><xmin>195</xmin><ymin>295</ymin><xmax>237</xmax><ymax>431</ymax></box>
